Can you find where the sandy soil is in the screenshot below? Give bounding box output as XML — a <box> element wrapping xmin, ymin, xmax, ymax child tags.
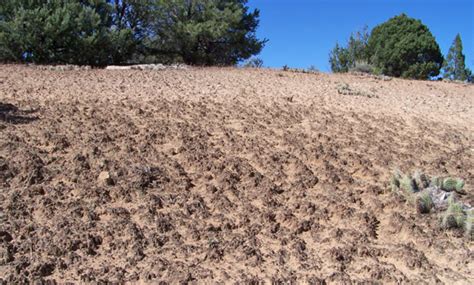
<box><xmin>0</xmin><ymin>65</ymin><xmax>473</xmax><ymax>284</ymax></box>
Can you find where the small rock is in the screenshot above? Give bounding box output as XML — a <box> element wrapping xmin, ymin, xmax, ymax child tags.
<box><xmin>98</xmin><ymin>171</ymin><xmax>114</xmax><ymax>186</ymax></box>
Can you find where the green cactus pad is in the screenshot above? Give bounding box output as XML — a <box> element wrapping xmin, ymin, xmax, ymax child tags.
<box><xmin>466</xmin><ymin>210</ymin><xmax>473</xmax><ymax>241</ymax></box>
<box><xmin>442</xmin><ymin>178</ymin><xmax>457</xmax><ymax>192</ymax></box>
<box><xmin>390</xmin><ymin>174</ymin><xmax>400</xmax><ymax>192</ymax></box>
<box><xmin>413</xmin><ymin>170</ymin><xmax>429</xmax><ymax>189</ymax></box>
<box><xmin>441</xmin><ymin>197</ymin><xmax>466</xmax><ymax>229</ymax></box>
<box><xmin>430</xmin><ymin>176</ymin><xmax>442</xmax><ymax>188</ymax></box>
<box><xmin>455</xmin><ymin>179</ymin><xmax>465</xmax><ymax>192</ymax></box>
<box><xmin>415</xmin><ymin>192</ymin><xmax>433</xmax><ymax>214</ymax></box>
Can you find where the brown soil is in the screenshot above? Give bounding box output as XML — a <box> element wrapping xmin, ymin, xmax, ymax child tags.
<box><xmin>0</xmin><ymin>65</ymin><xmax>473</xmax><ymax>284</ymax></box>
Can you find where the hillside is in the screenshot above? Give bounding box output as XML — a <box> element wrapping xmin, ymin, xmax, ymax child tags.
<box><xmin>1</xmin><ymin>65</ymin><xmax>473</xmax><ymax>283</ymax></box>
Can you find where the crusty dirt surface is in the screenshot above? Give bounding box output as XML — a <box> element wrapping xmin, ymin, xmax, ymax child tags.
<box><xmin>0</xmin><ymin>65</ymin><xmax>473</xmax><ymax>284</ymax></box>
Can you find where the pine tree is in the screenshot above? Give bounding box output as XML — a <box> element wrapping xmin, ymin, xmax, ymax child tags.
<box><xmin>0</xmin><ymin>0</ymin><xmax>266</xmax><ymax>66</ymax></box>
<box><xmin>347</xmin><ymin>25</ymin><xmax>370</xmax><ymax>65</ymax></box>
<box><xmin>146</xmin><ymin>0</ymin><xmax>266</xmax><ymax>66</ymax></box>
<box><xmin>443</xmin><ymin>34</ymin><xmax>471</xmax><ymax>81</ymax></box>
<box><xmin>329</xmin><ymin>26</ymin><xmax>370</xmax><ymax>73</ymax></box>
<box><xmin>329</xmin><ymin>43</ymin><xmax>350</xmax><ymax>73</ymax></box>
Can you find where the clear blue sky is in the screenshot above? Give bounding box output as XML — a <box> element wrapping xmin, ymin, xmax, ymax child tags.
<box><xmin>248</xmin><ymin>0</ymin><xmax>474</xmax><ymax>72</ymax></box>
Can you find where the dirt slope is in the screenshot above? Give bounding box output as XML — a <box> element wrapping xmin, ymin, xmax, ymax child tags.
<box><xmin>0</xmin><ymin>65</ymin><xmax>473</xmax><ymax>284</ymax></box>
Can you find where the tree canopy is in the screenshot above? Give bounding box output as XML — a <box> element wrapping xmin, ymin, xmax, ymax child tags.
<box><xmin>367</xmin><ymin>14</ymin><xmax>443</xmax><ymax>79</ymax></box>
<box><xmin>0</xmin><ymin>0</ymin><xmax>266</xmax><ymax>66</ymax></box>
<box><xmin>442</xmin><ymin>34</ymin><xmax>472</xmax><ymax>81</ymax></box>
<box><xmin>329</xmin><ymin>26</ymin><xmax>369</xmax><ymax>73</ymax></box>
<box><xmin>330</xmin><ymin>14</ymin><xmax>446</xmax><ymax>80</ymax></box>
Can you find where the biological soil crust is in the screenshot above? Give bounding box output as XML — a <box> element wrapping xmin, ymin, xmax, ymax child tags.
<box><xmin>0</xmin><ymin>65</ymin><xmax>473</xmax><ymax>283</ymax></box>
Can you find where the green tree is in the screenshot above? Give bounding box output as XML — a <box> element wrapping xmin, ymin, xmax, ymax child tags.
<box><xmin>347</xmin><ymin>25</ymin><xmax>370</xmax><ymax>64</ymax></box>
<box><xmin>0</xmin><ymin>0</ymin><xmax>265</xmax><ymax>66</ymax></box>
<box><xmin>329</xmin><ymin>43</ymin><xmax>351</xmax><ymax>73</ymax></box>
<box><xmin>146</xmin><ymin>0</ymin><xmax>266</xmax><ymax>66</ymax></box>
<box><xmin>443</xmin><ymin>34</ymin><xmax>471</xmax><ymax>81</ymax></box>
<box><xmin>367</xmin><ymin>14</ymin><xmax>443</xmax><ymax>79</ymax></box>
<box><xmin>0</xmin><ymin>0</ymin><xmax>136</xmax><ymax>65</ymax></box>
<box><xmin>329</xmin><ymin>26</ymin><xmax>370</xmax><ymax>73</ymax></box>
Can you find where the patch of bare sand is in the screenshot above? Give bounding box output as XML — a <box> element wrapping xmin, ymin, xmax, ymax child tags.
<box><xmin>0</xmin><ymin>65</ymin><xmax>473</xmax><ymax>283</ymax></box>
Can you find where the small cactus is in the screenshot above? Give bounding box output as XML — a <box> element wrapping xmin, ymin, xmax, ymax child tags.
<box><xmin>442</xmin><ymin>178</ymin><xmax>457</xmax><ymax>192</ymax></box>
<box><xmin>430</xmin><ymin>176</ymin><xmax>442</xmax><ymax>188</ymax></box>
<box><xmin>400</xmin><ymin>175</ymin><xmax>419</xmax><ymax>194</ymax></box>
<box><xmin>442</xmin><ymin>177</ymin><xmax>464</xmax><ymax>192</ymax></box>
<box><xmin>415</xmin><ymin>191</ymin><xmax>433</xmax><ymax>214</ymax></box>
<box><xmin>441</xmin><ymin>197</ymin><xmax>465</xmax><ymax>229</ymax></box>
<box><xmin>390</xmin><ymin>176</ymin><xmax>399</xmax><ymax>192</ymax></box>
<box><xmin>413</xmin><ymin>170</ymin><xmax>429</xmax><ymax>189</ymax></box>
<box><xmin>390</xmin><ymin>170</ymin><xmax>402</xmax><ymax>192</ymax></box>
<box><xmin>455</xmin><ymin>179</ymin><xmax>465</xmax><ymax>193</ymax></box>
<box><xmin>466</xmin><ymin>209</ymin><xmax>473</xmax><ymax>240</ymax></box>
<box><xmin>442</xmin><ymin>214</ymin><xmax>459</xmax><ymax>229</ymax></box>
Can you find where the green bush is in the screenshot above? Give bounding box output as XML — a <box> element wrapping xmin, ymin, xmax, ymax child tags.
<box><xmin>367</xmin><ymin>14</ymin><xmax>443</xmax><ymax>79</ymax></box>
<box><xmin>242</xmin><ymin>57</ymin><xmax>263</xmax><ymax>68</ymax></box>
<box><xmin>349</xmin><ymin>61</ymin><xmax>375</xmax><ymax>74</ymax></box>
<box><xmin>307</xmin><ymin>65</ymin><xmax>319</xmax><ymax>72</ymax></box>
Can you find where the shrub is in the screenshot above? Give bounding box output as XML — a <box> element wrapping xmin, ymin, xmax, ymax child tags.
<box><xmin>349</xmin><ymin>61</ymin><xmax>374</xmax><ymax>74</ymax></box>
<box><xmin>242</xmin><ymin>57</ymin><xmax>263</xmax><ymax>68</ymax></box>
<box><xmin>336</xmin><ymin>83</ymin><xmax>377</xmax><ymax>98</ymax></box>
<box><xmin>307</xmin><ymin>65</ymin><xmax>319</xmax><ymax>72</ymax></box>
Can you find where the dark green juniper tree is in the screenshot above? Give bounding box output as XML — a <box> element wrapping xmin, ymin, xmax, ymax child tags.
<box><xmin>145</xmin><ymin>0</ymin><xmax>266</xmax><ymax>66</ymax></box>
<box><xmin>0</xmin><ymin>0</ymin><xmax>136</xmax><ymax>65</ymax></box>
<box><xmin>0</xmin><ymin>0</ymin><xmax>266</xmax><ymax>66</ymax></box>
<box><xmin>367</xmin><ymin>14</ymin><xmax>443</xmax><ymax>79</ymax></box>
<box><xmin>442</xmin><ymin>34</ymin><xmax>472</xmax><ymax>81</ymax></box>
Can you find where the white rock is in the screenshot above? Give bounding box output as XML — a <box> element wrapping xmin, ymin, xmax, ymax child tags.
<box><xmin>98</xmin><ymin>171</ymin><xmax>114</xmax><ymax>186</ymax></box>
